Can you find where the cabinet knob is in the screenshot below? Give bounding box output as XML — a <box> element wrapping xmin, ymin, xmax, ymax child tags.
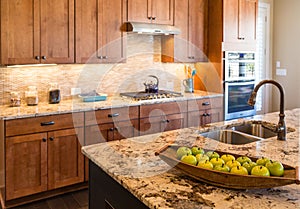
<box><xmin>49</xmin><ymin>137</ymin><xmax>54</xmax><ymax>141</ymax></box>
<box><xmin>108</xmin><ymin>113</ymin><xmax>119</xmax><ymax>118</ymax></box>
<box><xmin>42</xmin><ymin>56</ymin><xmax>47</xmax><ymax>60</ymax></box>
<box><xmin>97</xmin><ymin>56</ymin><xmax>103</xmax><ymax>59</ymax></box>
<box><xmin>42</xmin><ymin>138</ymin><xmax>47</xmax><ymax>142</ymax></box>
<box><xmin>41</xmin><ymin>121</ymin><xmax>55</xmax><ymax>126</ymax></box>
<box><xmin>162</xmin><ymin>119</ymin><xmax>170</xmax><ymax>123</ymax></box>
<box><xmin>103</xmin><ymin>56</ymin><xmax>108</xmax><ymax>59</ymax></box>
<box><xmin>202</xmin><ymin>102</ymin><xmax>210</xmax><ymax>106</ymax></box>
<box><xmin>109</xmin><ymin>128</ymin><xmax>114</xmax><ymax>132</ymax></box>
<box><xmin>152</xmin><ymin>17</ymin><xmax>156</xmax><ymax>20</ymax></box>
<box><xmin>147</xmin><ymin>17</ymin><xmax>152</xmax><ymax>20</ymax></box>
<box><xmin>238</xmin><ymin>37</ymin><xmax>245</xmax><ymax>40</ymax></box>
<box><xmin>35</xmin><ymin>56</ymin><xmax>40</xmax><ymax>60</ymax></box>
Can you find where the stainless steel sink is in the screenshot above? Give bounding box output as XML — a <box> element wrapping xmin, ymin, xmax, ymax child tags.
<box><xmin>229</xmin><ymin>123</ymin><xmax>278</xmax><ymax>138</ymax></box>
<box><xmin>199</xmin><ymin>129</ymin><xmax>262</xmax><ymax>145</ymax></box>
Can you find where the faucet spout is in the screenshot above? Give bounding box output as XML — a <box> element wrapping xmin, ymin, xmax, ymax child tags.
<box><xmin>247</xmin><ymin>80</ymin><xmax>286</xmax><ymax>140</ymax></box>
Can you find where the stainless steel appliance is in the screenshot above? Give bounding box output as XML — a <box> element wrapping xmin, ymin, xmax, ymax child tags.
<box><xmin>120</xmin><ymin>90</ymin><xmax>182</xmax><ymax>101</ymax></box>
<box><xmin>224</xmin><ymin>51</ymin><xmax>256</xmax><ymax>120</ymax></box>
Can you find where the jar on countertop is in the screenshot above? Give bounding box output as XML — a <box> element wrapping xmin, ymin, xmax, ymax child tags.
<box><xmin>10</xmin><ymin>91</ymin><xmax>21</xmax><ymax>107</ymax></box>
<box><xmin>48</xmin><ymin>83</ymin><xmax>61</xmax><ymax>104</ymax></box>
<box><xmin>25</xmin><ymin>86</ymin><xmax>38</xmax><ymax>106</ymax></box>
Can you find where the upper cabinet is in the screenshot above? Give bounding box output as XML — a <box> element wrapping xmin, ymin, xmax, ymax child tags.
<box><xmin>162</xmin><ymin>0</ymin><xmax>208</xmax><ymax>63</ymax></box>
<box><xmin>0</xmin><ymin>0</ymin><xmax>75</xmax><ymax>65</ymax></box>
<box><xmin>127</xmin><ymin>0</ymin><xmax>174</xmax><ymax>25</ymax></box>
<box><xmin>75</xmin><ymin>0</ymin><xmax>126</xmax><ymax>63</ymax></box>
<box><xmin>223</xmin><ymin>0</ymin><xmax>258</xmax><ymax>51</ymax></box>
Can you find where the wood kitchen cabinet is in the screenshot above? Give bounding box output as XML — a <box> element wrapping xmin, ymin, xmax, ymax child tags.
<box><xmin>222</xmin><ymin>0</ymin><xmax>258</xmax><ymax>51</ymax></box>
<box><xmin>0</xmin><ymin>0</ymin><xmax>75</xmax><ymax>65</ymax></box>
<box><xmin>187</xmin><ymin>97</ymin><xmax>223</xmax><ymax>127</ymax></box>
<box><xmin>85</xmin><ymin>106</ymin><xmax>139</xmax><ymax>145</ymax></box>
<box><xmin>139</xmin><ymin>101</ymin><xmax>187</xmax><ymax>136</ymax></box>
<box><xmin>127</xmin><ymin>0</ymin><xmax>174</xmax><ymax>25</ymax></box>
<box><xmin>162</xmin><ymin>0</ymin><xmax>208</xmax><ymax>62</ymax></box>
<box><xmin>75</xmin><ymin>0</ymin><xmax>126</xmax><ymax>63</ymax></box>
<box><xmin>3</xmin><ymin>113</ymin><xmax>84</xmax><ymax>201</ymax></box>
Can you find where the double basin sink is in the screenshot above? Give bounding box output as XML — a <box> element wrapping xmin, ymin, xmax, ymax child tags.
<box><xmin>199</xmin><ymin>121</ymin><xmax>294</xmax><ymax>145</ymax></box>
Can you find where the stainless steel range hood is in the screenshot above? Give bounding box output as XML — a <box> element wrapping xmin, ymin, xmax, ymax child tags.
<box><xmin>125</xmin><ymin>22</ymin><xmax>180</xmax><ymax>35</ymax></box>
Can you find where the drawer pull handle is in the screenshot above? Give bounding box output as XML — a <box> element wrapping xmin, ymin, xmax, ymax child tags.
<box><xmin>41</xmin><ymin>121</ymin><xmax>55</xmax><ymax>126</ymax></box>
<box><xmin>109</xmin><ymin>128</ymin><xmax>114</xmax><ymax>131</ymax></box>
<box><xmin>162</xmin><ymin>119</ymin><xmax>170</xmax><ymax>123</ymax></box>
<box><xmin>202</xmin><ymin>102</ymin><xmax>210</xmax><ymax>106</ymax></box>
<box><xmin>49</xmin><ymin>137</ymin><xmax>54</xmax><ymax>141</ymax></box>
<box><xmin>108</xmin><ymin>113</ymin><xmax>119</xmax><ymax>118</ymax></box>
<box><xmin>42</xmin><ymin>138</ymin><xmax>47</xmax><ymax>142</ymax></box>
<box><xmin>203</xmin><ymin>113</ymin><xmax>211</xmax><ymax>117</ymax></box>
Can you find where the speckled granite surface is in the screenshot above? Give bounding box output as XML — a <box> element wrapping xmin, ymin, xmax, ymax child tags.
<box><xmin>0</xmin><ymin>90</ymin><xmax>221</xmax><ymax>120</ymax></box>
<box><xmin>82</xmin><ymin>109</ymin><xmax>300</xmax><ymax>209</ymax></box>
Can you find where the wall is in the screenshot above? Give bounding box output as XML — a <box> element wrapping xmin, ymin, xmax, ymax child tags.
<box><xmin>272</xmin><ymin>0</ymin><xmax>300</xmax><ymax>111</ymax></box>
<box><xmin>0</xmin><ymin>34</ymin><xmax>183</xmax><ymax>105</ymax></box>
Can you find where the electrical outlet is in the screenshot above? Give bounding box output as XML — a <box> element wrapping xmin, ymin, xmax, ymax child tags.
<box><xmin>276</xmin><ymin>68</ymin><xmax>287</xmax><ymax>76</ymax></box>
<box><xmin>71</xmin><ymin>88</ymin><xmax>81</xmax><ymax>95</ymax></box>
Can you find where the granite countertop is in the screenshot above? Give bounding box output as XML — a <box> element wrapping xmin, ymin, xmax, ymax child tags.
<box><xmin>0</xmin><ymin>90</ymin><xmax>222</xmax><ymax>120</ymax></box>
<box><xmin>82</xmin><ymin>108</ymin><xmax>300</xmax><ymax>209</ymax></box>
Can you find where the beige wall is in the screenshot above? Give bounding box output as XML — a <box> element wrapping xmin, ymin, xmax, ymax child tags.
<box><xmin>272</xmin><ymin>0</ymin><xmax>300</xmax><ymax>111</ymax></box>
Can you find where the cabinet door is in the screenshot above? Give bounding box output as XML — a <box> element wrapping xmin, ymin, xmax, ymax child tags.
<box><xmin>163</xmin><ymin>0</ymin><xmax>207</xmax><ymax>63</ymax></box>
<box><xmin>76</xmin><ymin>0</ymin><xmax>125</xmax><ymax>63</ymax></box>
<box><xmin>47</xmin><ymin>128</ymin><xmax>84</xmax><ymax>190</ymax></box>
<box><xmin>152</xmin><ymin>0</ymin><xmax>174</xmax><ymax>25</ymax></box>
<box><xmin>223</xmin><ymin>0</ymin><xmax>257</xmax><ymax>45</ymax></box>
<box><xmin>6</xmin><ymin>133</ymin><xmax>48</xmax><ymax>200</ymax></box>
<box><xmin>127</xmin><ymin>0</ymin><xmax>151</xmax><ymax>23</ymax></box>
<box><xmin>188</xmin><ymin>0</ymin><xmax>208</xmax><ymax>61</ymax></box>
<box><xmin>113</xmin><ymin>119</ymin><xmax>139</xmax><ymax>141</ymax></box>
<box><xmin>40</xmin><ymin>0</ymin><xmax>74</xmax><ymax>63</ymax></box>
<box><xmin>0</xmin><ymin>0</ymin><xmax>40</xmax><ymax>65</ymax></box>
<box><xmin>238</xmin><ymin>0</ymin><xmax>257</xmax><ymax>43</ymax></box>
<box><xmin>127</xmin><ymin>0</ymin><xmax>174</xmax><ymax>24</ymax></box>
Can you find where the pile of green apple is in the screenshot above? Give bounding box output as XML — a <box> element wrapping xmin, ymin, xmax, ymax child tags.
<box><xmin>176</xmin><ymin>146</ymin><xmax>284</xmax><ymax>177</ymax></box>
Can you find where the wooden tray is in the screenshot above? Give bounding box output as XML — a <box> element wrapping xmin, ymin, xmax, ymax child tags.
<box><xmin>155</xmin><ymin>144</ymin><xmax>300</xmax><ymax>189</ymax></box>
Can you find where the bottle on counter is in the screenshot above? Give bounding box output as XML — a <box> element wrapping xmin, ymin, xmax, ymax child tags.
<box><xmin>25</xmin><ymin>86</ymin><xmax>38</xmax><ymax>106</ymax></box>
<box><xmin>10</xmin><ymin>91</ymin><xmax>21</xmax><ymax>107</ymax></box>
<box><xmin>48</xmin><ymin>82</ymin><xmax>61</xmax><ymax>104</ymax></box>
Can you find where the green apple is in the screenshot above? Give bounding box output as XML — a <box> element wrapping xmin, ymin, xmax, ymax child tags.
<box><xmin>195</xmin><ymin>153</ymin><xmax>209</xmax><ymax>163</ymax></box>
<box><xmin>226</xmin><ymin>160</ymin><xmax>241</xmax><ymax>169</ymax></box>
<box><xmin>242</xmin><ymin>161</ymin><xmax>257</xmax><ymax>174</ymax></box>
<box><xmin>265</xmin><ymin>160</ymin><xmax>284</xmax><ymax>177</ymax></box>
<box><xmin>213</xmin><ymin>163</ymin><xmax>230</xmax><ymax>172</ymax></box>
<box><xmin>256</xmin><ymin>157</ymin><xmax>271</xmax><ymax>166</ymax></box>
<box><xmin>176</xmin><ymin>146</ymin><xmax>192</xmax><ymax>159</ymax></box>
<box><xmin>191</xmin><ymin>146</ymin><xmax>205</xmax><ymax>156</ymax></box>
<box><xmin>236</xmin><ymin>156</ymin><xmax>252</xmax><ymax>165</ymax></box>
<box><xmin>221</xmin><ymin>154</ymin><xmax>236</xmax><ymax>163</ymax></box>
<box><xmin>197</xmin><ymin>160</ymin><xmax>214</xmax><ymax>170</ymax></box>
<box><xmin>210</xmin><ymin>157</ymin><xmax>225</xmax><ymax>167</ymax></box>
<box><xmin>206</xmin><ymin>151</ymin><xmax>220</xmax><ymax>159</ymax></box>
<box><xmin>230</xmin><ymin>166</ymin><xmax>248</xmax><ymax>175</ymax></box>
<box><xmin>251</xmin><ymin>165</ymin><xmax>270</xmax><ymax>176</ymax></box>
<box><xmin>181</xmin><ymin>154</ymin><xmax>197</xmax><ymax>166</ymax></box>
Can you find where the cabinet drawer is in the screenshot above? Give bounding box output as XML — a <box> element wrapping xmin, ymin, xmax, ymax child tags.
<box><xmin>5</xmin><ymin>113</ymin><xmax>84</xmax><ymax>137</ymax></box>
<box><xmin>85</xmin><ymin>106</ymin><xmax>139</xmax><ymax>126</ymax></box>
<box><xmin>140</xmin><ymin>101</ymin><xmax>187</xmax><ymax>118</ymax></box>
<box><xmin>188</xmin><ymin>97</ymin><xmax>223</xmax><ymax>111</ymax></box>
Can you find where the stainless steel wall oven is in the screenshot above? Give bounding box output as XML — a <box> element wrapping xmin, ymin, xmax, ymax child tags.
<box><xmin>223</xmin><ymin>51</ymin><xmax>256</xmax><ymax>120</ymax></box>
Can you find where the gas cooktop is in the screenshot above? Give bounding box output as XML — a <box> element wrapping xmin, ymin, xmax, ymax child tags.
<box><xmin>120</xmin><ymin>90</ymin><xmax>183</xmax><ymax>101</ymax></box>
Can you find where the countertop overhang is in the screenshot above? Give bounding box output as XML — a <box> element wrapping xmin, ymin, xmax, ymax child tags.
<box><xmin>82</xmin><ymin>108</ymin><xmax>300</xmax><ymax>209</ymax></box>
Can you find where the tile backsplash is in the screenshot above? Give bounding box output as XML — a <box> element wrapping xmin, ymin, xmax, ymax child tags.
<box><xmin>0</xmin><ymin>34</ymin><xmax>188</xmax><ymax>105</ymax></box>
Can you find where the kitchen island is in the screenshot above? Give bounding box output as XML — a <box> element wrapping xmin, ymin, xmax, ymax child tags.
<box><xmin>82</xmin><ymin>109</ymin><xmax>300</xmax><ymax>209</ymax></box>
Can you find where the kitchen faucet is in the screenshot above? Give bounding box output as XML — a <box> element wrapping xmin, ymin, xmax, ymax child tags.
<box><xmin>247</xmin><ymin>80</ymin><xmax>286</xmax><ymax>140</ymax></box>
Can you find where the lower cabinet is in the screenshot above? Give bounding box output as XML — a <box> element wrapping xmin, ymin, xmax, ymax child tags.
<box><xmin>187</xmin><ymin>97</ymin><xmax>223</xmax><ymax>127</ymax></box>
<box><xmin>5</xmin><ymin>128</ymin><xmax>84</xmax><ymax>200</ymax></box>
<box><xmin>139</xmin><ymin>101</ymin><xmax>188</xmax><ymax>136</ymax></box>
<box><xmin>85</xmin><ymin>106</ymin><xmax>139</xmax><ymax>145</ymax></box>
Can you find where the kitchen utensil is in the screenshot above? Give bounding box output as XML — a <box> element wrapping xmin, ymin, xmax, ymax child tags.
<box><xmin>144</xmin><ymin>75</ymin><xmax>159</xmax><ymax>93</ymax></box>
<box><xmin>183</xmin><ymin>78</ymin><xmax>194</xmax><ymax>93</ymax></box>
